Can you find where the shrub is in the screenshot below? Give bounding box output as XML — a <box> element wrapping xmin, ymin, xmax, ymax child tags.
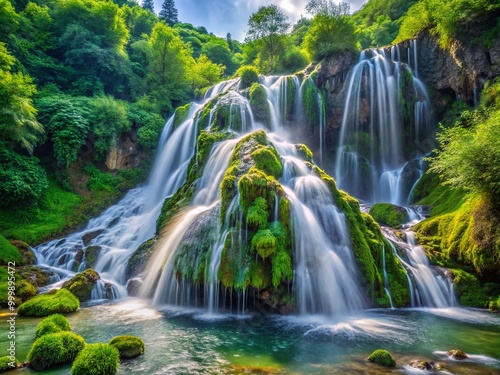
<box><xmin>71</xmin><ymin>343</ymin><xmax>119</xmax><ymax>375</ymax></box>
<box><xmin>367</xmin><ymin>349</ymin><xmax>396</xmax><ymax>367</ymax></box>
<box><xmin>18</xmin><ymin>288</ymin><xmax>79</xmax><ymax>317</ymax></box>
<box><xmin>237</xmin><ymin>66</ymin><xmax>259</xmax><ymax>89</ymax></box>
<box><xmin>108</xmin><ymin>335</ymin><xmax>145</xmax><ymax>359</ymax></box>
<box><xmin>36</xmin><ymin>314</ymin><xmax>71</xmax><ymax>338</ymax></box>
<box><xmin>0</xmin><ymin>356</ymin><xmax>18</xmax><ymax>371</ymax></box>
<box><xmin>28</xmin><ymin>331</ymin><xmax>86</xmax><ymax>371</ymax></box>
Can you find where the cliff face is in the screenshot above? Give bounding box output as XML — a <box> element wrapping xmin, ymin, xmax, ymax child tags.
<box><xmin>416</xmin><ymin>31</ymin><xmax>500</xmax><ymax>105</ymax></box>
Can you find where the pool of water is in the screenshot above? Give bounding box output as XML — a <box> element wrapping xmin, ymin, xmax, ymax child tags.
<box><xmin>2</xmin><ymin>300</ymin><xmax>500</xmax><ymax>374</ymax></box>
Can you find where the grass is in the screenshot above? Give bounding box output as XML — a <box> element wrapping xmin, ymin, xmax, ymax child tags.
<box><xmin>71</xmin><ymin>343</ymin><xmax>119</xmax><ymax>375</ymax></box>
<box><xmin>36</xmin><ymin>314</ymin><xmax>72</xmax><ymax>338</ymax></box>
<box><xmin>0</xmin><ymin>235</ymin><xmax>22</xmax><ymax>265</ymax></box>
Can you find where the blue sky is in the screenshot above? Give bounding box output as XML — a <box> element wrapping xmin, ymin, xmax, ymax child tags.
<box><xmin>153</xmin><ymin>0</ymin><xmax>366</xmax><ymax>41</ymax></box>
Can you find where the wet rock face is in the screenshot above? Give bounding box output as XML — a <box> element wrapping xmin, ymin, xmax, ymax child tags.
<box><xmin>448</xmin><ymin>349</ymin><xmax>468</xmax><ymax>359</ymax></box>
<box><xmin>105</xmin><ymin>132</ymin><xmax>143</xmax><ymax>171</ymax></box>
<box><xmin>416</xmin><ymin>31</ymin><xmax>497</xmax><ymax>105</ymax></box>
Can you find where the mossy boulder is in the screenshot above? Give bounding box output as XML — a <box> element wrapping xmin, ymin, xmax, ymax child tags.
<box><xmin>173</xmin><ymin>103</ymin><xmax>190</xmax><ymax>128</ymax></box>
<box><xmin>296</xmin><ymin>144</ymin><xmax>313</xmax><ymax>162</ymax></box>
<box><xmin>62</xmin><ymin>269</ymin><xmax>100</xmax><ymax>302</ymax></box>
<box><xmin>108</xmin><ymin>335</ymin><xmax>145</xmax><ymax>359</ymax></box>
<box><xmin>367</xmin><ymin>349</ymin><xmax>396</xmax><ymax>367</ymax></box>
<box><xmin>0</xmin><ymin>356</ymin><xmax>18</xmax><ymax>372</ymax></box>
<box><xmin>36</xmin><ymin>314</ymin><xmax>71</xmax><ymax>338</ymax></box>
<box><xmin>249</xmin><ymin>83</ymin><xmax>271</xmax><ymax>127</ymax></box>
<box><xmin>237</xmin><ymin>66</ymin><xmax>259</xmax><ymax>89</ymax></box>
<box><xmin>84</xmin><ymin>246</ymin><xmax>101</xmax><ymax>268</ymax></box>
<box><xmin>448</xmin><ymin>349</ymin><xmax>467</xmax><ymax>359</ymax></box>
<box><xmin>369</xmin><ymin>203</ymin><xmax>410</xmax><ymax>228</ymax></box>
<box><xmin>0</xmin><ymin>235</ymin><xmax>22</xmax><ymax>265</ymax></box>
<box><xmin>9</xmin><ymin>240</ymin><xmax>35</xmax><ymax>265</ymax></box>
<box><xmin>489</xmin><ymin>295</ymin><xmax>500</xmax><ymax>311</ymax></box>
<box><xmin>71</xmin><ymin>343</ymin><xmax>119</xmax><ymax>375</ymax></box>
<box><xmin>127</xmin><ymin>239</ymin><xmax>155</xmax><ymax>278</ymax></box>
<box><xmin>18</xmin><ymin>266</ymin><xmax>51</xmax><ymax>287</ymax></box>
<box><xmin>450</xmin><ymin>269</ymin><xmax>489</xmax><ymax>307</ymax></box>
<box><xmin>18</xmin><ymin>288</ymin><xmax>80</xmax><ymax>317</ymax></box>
<box><xmin>28</xmin><ymin>331</ymin><xmax>86</xmax><ymax>371</ymax></box>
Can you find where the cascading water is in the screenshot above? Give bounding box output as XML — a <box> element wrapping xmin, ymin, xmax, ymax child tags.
<box><xmin>32</xmin><ymin>81</ymin><xmax>239</xmax><ymax>298</ymax></box>
<box><xmin>334</xmin><ymin>45</ymin><xmax>432</xmax><ymax>205</ymax></box>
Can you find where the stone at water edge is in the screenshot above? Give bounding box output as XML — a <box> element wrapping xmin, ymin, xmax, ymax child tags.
<box><xmin>367</xmin><ymin>349</ymin><xmax>396</xmax><ymax>367</ymax></box>
<box><xmin>108</xmin><ymin>335</ymin><xmax>145</xmax><ymax>359</ymax></box>
<box><xmin>408</xmin><ymin>360</ymin><xmax>444</xmax><ymax>371</ymax></box>
<box><xmin>62</xmin><ymin>269</ymin><xmax>100</xmax><ymax>302</ymax></box>
<box><xmin>448</xmin><ymin>349</ymin><xmax>468</xmax><ymax>359</ymax></box>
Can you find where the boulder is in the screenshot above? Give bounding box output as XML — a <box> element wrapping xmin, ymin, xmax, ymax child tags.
<box><xmin>62</xmin><ymin>269</ymin><xmax>100</xmax><ymax>302</ymax></box>
<box><xmin>108</xmin><ymin>335</ymin><xmax>145</xmax><ymax>359</ymax></box>
<box><xmin>448</xmin><ymin>349</ymin><xmax>468</xmax><ymax>359</ymax></box>
<box><xmin>82</xmin><ymin>230</ymin><xmax>104</xmax><ymax>246</ymax></box>
<box><xmin>367</xmin><ymin>349</ymin><xmax>396</xmax><ymax>367</ymax></box>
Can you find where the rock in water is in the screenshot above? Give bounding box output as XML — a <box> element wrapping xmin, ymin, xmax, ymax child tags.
<box><xmin>367</xmin><ymin>349</ymin><xmax>396</xmax><ymax>367</ymax></box>
<box><xmin>448</xmin><ymin>349</ymin><xmax>468</xmax><ymax>359</ymax></box>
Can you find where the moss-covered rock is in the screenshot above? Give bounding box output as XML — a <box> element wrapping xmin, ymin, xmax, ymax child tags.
<box><xmin>173</xmin><ymin>103</ymin><xmax>190</xmax><ymax>128</ymax></box>
<box><xmin>108</xmin><ymin>335</ymin><xmax>145</xmax><ymax>359</ymax></box>
<box><xmin>71</xmin><ymin>343</ymin><xmax>119</xmax><ymax>375</ymax></box>
<box><xmin>28</xmin><ymin>331</ymin><xmax>86</xmax><ymax>371</ymax></box>
<box><xmin>249</xmin><ymin>83</ymin><xmax>271</xmax><ymax>127</ymax></box>
<box><xmin>18</xmin><ymin>288</ymin><xmax>79</xmax><ymax>316</ymax></box>
<box><xmin>36</xmin><ymin>314</ymin><xmax>71</xmax><ymax>338</ymax></box>
<box><xmin>237</xmin><ymin>66</ymin><xmax>259</xmax><ymax>89</ymax></box>
<box><xmin>296</xmin><ymin>144</ymin><xmax>313</xmax><ymax>162</ymax></box>
<box><xmin>62</xmin><ymin>269</ymin><xmax>100</xmax><ymax>302</ymax></box>
<box><xmin>0</xmin><ymin>356</ymin><xmax>18</xmax><ymax>372</ymax></box>
<box><xmin>84</xmin><ymin>246</ymin><xmax>101</xmax><ymax>268</ymax></box>
<box><xmin>18</xmin><ymin>266</ymin><xmax>51</xmax><ymax>287</ymax></box>
<box><xmin>367</xmin><ymin>349</ymin><xmax>396</xmax><ymax>367</ymax></box>
<box><xmin>489</xmin><ymin>295</ymin><xmax>500</xmax><ymax>311</ymax></box>
<box><xmin>450</xmin><ymin>269</ymin><xmax>489</xmax><ymax>307</ymax></box>
<box><xmin>127</xmin><ymin>239</ymin><xmax>155</xmax><ymax>278</ymax></box>
<box><xmin>448</xmin><ymin>349</ymin><xmax>467</xmax><ymax>359</ymax></box>
<box><xmin>0</xmin><ymin>235</ymin><xmax>22</xmax><ymax>265</ymax></box>
<box><xmin>9</xmin><ymin>240</ymin><xmax>35</xmax><ymax>265</ymax></box>
<box><xmin>369</xmin><ymin>203</ymin><xmax>410</xmax><ymax>228</ymax></box>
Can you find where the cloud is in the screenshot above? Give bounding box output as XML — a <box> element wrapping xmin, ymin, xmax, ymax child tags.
<box><xmin>156</xmin><ymin>0</ymin><xmax>366</xmax><ymax>41</ymax></box>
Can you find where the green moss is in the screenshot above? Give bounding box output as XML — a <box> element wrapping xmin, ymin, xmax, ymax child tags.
<box><xmin>28</xmin><ymin>331</ymin><xmax>86</xmax><ymax>371</ymax></box>
<box><xmin>108</xmin><ymin>335</ymin><xmax>145</xmax><ymax>359</ymax></box>
<box><xmin>246</xmin><ymin>197</ymin><xmax>269</xmax><ymax>229</ymax></box>
<box><xmin>0</xmin><ymin>235</ymin><xmax>22</xmax><ymax>265</ymax></box>
<box><xmin>450</xmin><ymin>269</ymin><xmax>489</xmax><ymax>307</ymax></box>
<box><xmin>9</xmin><ymin>240</ymin><xmax>35</xmax><ymax>265</ymax></box>
<box><xmin>218</xmin><ymin>230</ymin><xmax>248</xmax><ymax>289</ymax></box>
<box><xmin>36</xmin><ymin>314</ymin><xmax>71</xmax><ymax>338</ymax></box>
<box><xmin>237</xmin><ymin>66</ymin><xmax>259</xmax><ymax>89</ymax></box>
<box><xmin>239</xmin><ymin>169</ymin><xmax>283</xmax><ymax>215</ymax></box>
<box><xmin>246</xmin><ymin>260</ymin><xmax>272</xmax><ymax>289</ymax></box>
<box><xmin>62</xmin><ymin>269</ymin><xmax>100</xmax><ymax>302</ymax></box>
<box><xmin>71</xmin><ymin>343</ymin><xmax>119</xmax><ymax>375</ymax></box>
<box><xmin>15</xmin><ymin>279</ymin><xmax>37</xmax><ymax>301</ymax></box>
<box><xmin>252</xmin><ymin>229</ymin><xmax>277</xmax><ymax>259</ymax></box>
<box><xmin>249</xmin><ymin>83</ymin><xmax>271</xmax><ymax>128</ymax></box>
<box><xmin>18</xmin><ymin>288</ymin><xmax>80</xmax><ymax>317</ymax></box>
<box><xmin>302</xmin><ymin>78</ymin><xmax>323</xmax><ymax>126</ymax></box>
<box><xmin>489</xmin><ymin>295</ymin><xmax>500</xmax><ymax>311</ymax></box>
<box><xmin>250</xmin><ymin>146</ymin><xmax>283</xmax><ymax>179</ymax></box>
<box><xmin>173</xmin><ymin>103</ymin><xmax>190</xmax><ymax>128</ymax></box>
<box><xmin>84</xmin><ymin>246</ymin><xmax>101</xmax><ymax>268</ymax></box>
<box><xmin>296</xmin><ymin>144</ymin><xmax>313</xmax><ymax>162</ymax></box>
<box><xmin>0</xmin><ymin>356</ymin><xmax>18</xmax><ymax>371</ymax></box>
<box><xmin>369</xmin><ymin>203</ymin><xmax>410</xmax><ymax>229</ymax></box>
<box><xmin>271</xmin><ymin>247</ymin><xmax>292</xmax><ymax>288</ymax></box>
<box><xmin>367</xmin><ymin>349</ymin><xmax>396</xmax><ymax>367</ymax></box>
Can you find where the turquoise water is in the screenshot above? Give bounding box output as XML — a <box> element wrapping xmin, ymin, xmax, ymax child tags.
<box><xmin>2</xmin><ymin>300</ymin><xmax>500</xmax><ymax>374</ymax></box>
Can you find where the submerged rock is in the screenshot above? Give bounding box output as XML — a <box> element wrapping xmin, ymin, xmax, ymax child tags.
<box><xmin>82</xmin><ymin>229</ymin><xmax>105</xmax><ymax>246</ymax></box>
<box><xmin>367</xmin><ymin>349</ymin><xmax>396</xmax><ymax>367</ymax></box>
<box><xmin>62</xmin><ymin>269</ymin><xmax>100</xmax><ymax>302</ymax></box>
<box><xmin>448</xmin><ymin>349</ymin><xmax>468</xmax><ymax>359</ymax></box>
<box><xmin>126</xmin><ymin>278</ymin><xmax>142</xmax><ymax>297</ymax></box>
<box><xmin>408</xmin><ymin>360</ymin><xmax>433</xmax><ymax>370</ymax></box>
<box><xmin>108</xmin><ymin>335</ymin><xmax>145</xmax><ymax>359</ymax></box>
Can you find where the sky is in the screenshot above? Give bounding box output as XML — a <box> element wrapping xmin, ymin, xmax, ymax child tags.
<box><xmin>154</xmin><ymin>0</ymin><xmax>367</xmax><ymax>41</ymax></box>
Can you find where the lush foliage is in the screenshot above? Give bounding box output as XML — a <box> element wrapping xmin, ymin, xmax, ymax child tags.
<box><xmin>71</xmin><ymin>343</ymin><xmax>119</xmax><ymax>375</ymax></box>
<box><xmin>18</xmin><ymin>288</ymin><xmax>80</xmax><ymax>316</ymax></box>
<box><xmin>28</xmin><ymin>331</ymin><xmax>86</xmax><ymax>371</ymax></box>
<box><xmin>36</xmin><ymin>314</ymin><xmax>71</xmax><ymax>338</ymax></box>
<box><xmin>108</xmin><ymin>335</ymin><xmax>145</xmax><ymax>358</ymax></box>
<box><xmin>395</xmin><ymin>0</ymin><xmax>500</xmax><ymax>48</ymax></box>
<box><xmin>303</xmin><ymin>1</ymin><xmax>358</xmax><ymax>60</ymax></box>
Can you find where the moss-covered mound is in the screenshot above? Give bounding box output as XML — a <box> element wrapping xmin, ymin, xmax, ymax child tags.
<box><xmin>36</xmin><ymin>314</ymin><xmax>71</xmax><ymax>338</ymax></box>
<box><xmin>237</xmin><ymin>66</ymin><xmax>259</xmax><ymax>89</ymax></box>
<box><xmin>369</xmin><ymin>203</ymin><xmax>410</xmax><ymax>228</ymax></box>
<box><xmin>18</xmin><ymin>288</ymin><xmax>79</xmax><ymax>316</ymax></box>
<box><xmin>108</xmin><ymin>335</ymin><xmax>144</xmax><ymax>359</ymax></box>
<box><xmin>62</xmin><ymin>269</ymin><xmax>100</xmax><ymax>302</ymax></box>
<box><xmin>28</xmin><ymin>331</ymin><xmax>86</xmax><ymax>371</ymax></box>
<box><xmin>0</xmin><ymin>235</ymin><xmax>22</xmax><ymax>265</ymax></box>
<box><xmin>127</xmin><ymin>239</ymin><xmax>155</xmax><ymax>278</ymax></box>
<box><xmin>173</xmin><ymin>103</ymin><xmax>190</xmax><ymax>128</ymax></box>
<box><xmin>489</xmin><ymin>295</ymin><xmax>500</xmax><ymax>311</ymax></box>
<box><xmin>367</xmin><ymin>349</ymin><xmax>396</xmax><ymax>367</ymax></box>
<box><xmin>0</xmin><ymin>356</ymin><xmax>18</xmax><ymax>372</ymax></box>
<box><xmin>448</xmin><ymin>349</ymin><xmax>467</xmax><ymax>359</ymax></box>
<box><xmin>249</xmin><ymin>83</ymin><xmax>271</xmax><ymax>127</ymax></box>
<box><xmin>71</xmin><ymin>343</ymin><xmax>119</xmax><ymax>375</ymax></box>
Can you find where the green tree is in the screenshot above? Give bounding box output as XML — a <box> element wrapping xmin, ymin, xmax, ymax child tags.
<box><xmin>146</xmin><ymin>22</ymin><xmax>194</xmax><ymax>114</ymax></box>
<box><xmin>245</xmin><ymin>5</ymin><xmax>290</xmax><ymax>72</ymax></box>
<box><xmin>158</xmin><ymin>0</ymin><xmax>178</xmax><ymax>26</ymax></box>
<box><xmin>0</xmin><ymin>43</ymin><xmax>42</xmax><ymax>153</ymax></box>
<box><xmin>141</xmin><ymin>0</ymin><xmax>154</xmax><ymax>13</ymax></box>
<box><xmin>303</xmin><ymin>0</ymin><xmax>358</xmax><ymax>60</ymax></box>
<box><xmin>201</xmin><ymin>40</ymin><xmax>234</xmax><ymax>75</ymax></box>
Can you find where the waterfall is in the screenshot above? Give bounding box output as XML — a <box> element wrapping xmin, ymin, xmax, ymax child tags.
<box><xmin>32</xmin><ymin>80</ymin><xmax>238</xmax><ymax>299</ymax></box>
<box><xmin>334</xmin><ymin>47</ymin><xmax>433</xmax><ymax>204</ymax></box>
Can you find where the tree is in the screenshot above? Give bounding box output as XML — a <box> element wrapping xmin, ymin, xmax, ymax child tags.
<box><xmin>159</xmin><ymin>0</ymin><xmax>178</xmax><ymax>27</ymax></box>
<box><xmin>226</xmin><ymin>32</ymin><xmax>232</xmax><ymax>50</ymax></box>
<box><xmin>245</xmin><ymin>5</ymin><xmax>290</xmax><ymax>72</ymax></box>
<box><xmin>0</xmin><ymin>43</ymin><xmax>42</xmax><ymax>153</ymax></box>
<box><xmin>303</xmin><ymin>0</ymin><xmax>358</xmax><ymax>60</ymax></box>
<box><xmin>141</xmin><ymin>0</ymin><xmax>154</xmax><ymax>13</ymax></box>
